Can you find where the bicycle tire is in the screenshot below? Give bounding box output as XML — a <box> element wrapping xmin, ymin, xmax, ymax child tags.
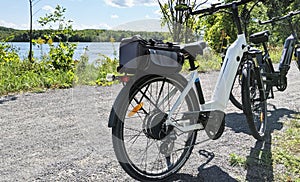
<box><xmin>110</xmin><ymin>74</ymin><xmax>199</xmax><ymax>181</ymax></box>
<box><xmin>297</xmin><ymin>51</ymin><xmax>300</xmax><ymax>70</ymax></box>
<box><xmin>230</xmin><ymin>73</ymin><xmax>243</xmax><ymax>110</ymax></box>
<box><xmin>261</xmin><ymin>60</ymin><xmax>273</xmax><ymax>99</ymax></box>
<box><xmin>229</xmin><ymin>62</ymin><xmax>244</xmax><ymax>110</ymax></box>
<box><xmin>241</xmin><ymin>62</ymin><xmax>267</xmax><ymax>140</ymax></box>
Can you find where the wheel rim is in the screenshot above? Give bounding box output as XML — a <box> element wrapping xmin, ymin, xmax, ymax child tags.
<box><xmin>119</xmin><ymin>75</ymin><xmax>197</xmax><ymax>178</ymax></box>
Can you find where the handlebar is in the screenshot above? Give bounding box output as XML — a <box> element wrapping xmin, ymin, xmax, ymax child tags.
<box><xmin>259</xmin><ymin>10</ymin><xmax>300</xmax><ymax>25</ymax></box>
<box><xmin>190</xmin><ymin>0</ymin><xmax>253</xmax><ymax>15</ymax></box>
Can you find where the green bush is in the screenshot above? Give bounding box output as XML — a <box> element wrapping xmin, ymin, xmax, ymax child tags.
<box><xmin>0</xmin><ymin>40</ymin><xmax>76</xmax><ymax>95</ymax></box>
<box><xmin>75</xmin><ymin>53</ymin><xmax>99</xmax><ymax>86</ymax></box>
<box><xmin>48</xmin><ymin>42</ymin><xmax>77</xmax><ymax>71</ymax></box>
<box><xmin>34</xmin><ymin>5</ymin><xmax>77</xmax><ymax>73</ymax></box>
<box><xmin>96</xmin><ymin>55</ymin><xmax>119</xmax><ymax>86</ymax></box>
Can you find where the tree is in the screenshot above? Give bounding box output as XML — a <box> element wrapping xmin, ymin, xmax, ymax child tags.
<box><xmin>158</xmin><ymin>0</ymin><xmax>201</xmax><ymax>43</ymax></box>
<box><xmin>263</xmin><ymin>0</ymin><xmax>300</xmax><ymax>44</ymax></box>
<box><xmin>28</xmin><ymin>0</ymin><xmax>43</xmax><ymax>63</ymax></box>
<box><xmin>37</xmin><ymin>5</ymin><xmax>77</xmax><ymax>71</ymax></box>
<box><xmin>197</xmin><ymin>0</ymin><xmax>299</xmax><ymax>52</ymax></box>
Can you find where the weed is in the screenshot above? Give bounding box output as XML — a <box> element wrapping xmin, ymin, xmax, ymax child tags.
<box><xmin>229</xmin><ymin>153</ymin><xmax>247</xmax><ymax>168</ymax></box>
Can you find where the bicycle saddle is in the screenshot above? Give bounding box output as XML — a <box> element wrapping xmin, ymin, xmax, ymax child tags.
<box><xmin>249</xmin><ymin>30</ymin><xmax>270</xmax><ymax>44</ymax></box>
<box><xmin>180</xmin><ymin>41</ymin><xmax>207</xmax><ymax>58</ymax></box>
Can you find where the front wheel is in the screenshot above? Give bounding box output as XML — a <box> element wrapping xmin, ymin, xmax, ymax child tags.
<box><xmin>230</xmin><ymin>73</ymin><xmax>243</xmax><ymax>110</ymax></box>
<box><xmin>110</xmin><ymin>74</ymin><xmax>199</xmax><ymax>181</ymax></box>
<box><xmin>241</xmin><ymin>62</ymin><xmax>267</xmax><ymax>140</ymax></box>
<box><xmin>297</xmin><ymin>48</ymin><xmax>300</xmax><ymax>70</ymax></box>
<box><xmin>229</xmin><ymin>62</ymin><xmax>244</xmax><ymax>110</ymax></box>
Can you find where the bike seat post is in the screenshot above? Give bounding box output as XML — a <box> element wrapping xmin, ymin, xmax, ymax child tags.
<box><xmin>262</xmin><ymin>42</ymin><xmax>268</xmax><ymax>54</ymax></box>
<box><xmin>188</xmin><ymin>56</ymin><xmax>198</xmax><ymax>71</ymax></box>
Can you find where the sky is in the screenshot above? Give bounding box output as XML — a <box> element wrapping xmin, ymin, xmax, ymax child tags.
<box><xmin>0</xmin><ymin>0</ymin><xmax>218</xmax><ymax>31</ymax></box>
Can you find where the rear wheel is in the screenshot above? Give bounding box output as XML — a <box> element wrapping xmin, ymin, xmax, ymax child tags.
<box><xmin>242</xmin><ymin>62</ymin><xmax>267</xmax><ymax>140</ymax></box>
<box><xmin>110</xmin><ymin>74</ymin><xmax>199</xmax><ymax>181</ymax></box>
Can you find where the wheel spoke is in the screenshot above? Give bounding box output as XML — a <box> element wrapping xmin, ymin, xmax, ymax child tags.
<box><xmin>137</xmin><ymin>86</ymin><xmax>162</xmax><ymax>113</ymax></box>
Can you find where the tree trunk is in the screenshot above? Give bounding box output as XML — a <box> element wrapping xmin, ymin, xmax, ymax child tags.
<box><xmin>28</xmin><ymin>0</ymin><xmax>33</xmax><ymax>63</ymax></box>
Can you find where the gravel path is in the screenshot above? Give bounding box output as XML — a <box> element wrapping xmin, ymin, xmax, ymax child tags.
<box><xmin>1</xmin><ymin>64</ymin><xmax>299</xmax><ymax>181</ymax></box>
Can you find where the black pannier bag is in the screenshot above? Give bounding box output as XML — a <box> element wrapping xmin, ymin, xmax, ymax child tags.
<box><xmin>118</xmin><ymin>35</ymin><xmax>183</xmax><ymax>74</ymax></box>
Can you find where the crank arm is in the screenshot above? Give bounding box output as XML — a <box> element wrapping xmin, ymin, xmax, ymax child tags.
<box><xmin>166</xmin><ymin>120</ymin><xmax>204</xmax><ymax>132</ymax></box>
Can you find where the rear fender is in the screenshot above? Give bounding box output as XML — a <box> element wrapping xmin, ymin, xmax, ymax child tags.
<box><xmin>108</xmin><ymin>85</ymin><xmax>130</xmax><ymax>128</ymax></box>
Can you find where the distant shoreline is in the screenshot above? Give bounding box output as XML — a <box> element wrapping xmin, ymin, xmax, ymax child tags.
<box><xmin>10</xmin><ymin>42</ymin><xmax>120</xmax><ymax>61</ymax></box>
<box><xmin>0</xmin><ymin>26</ymin><xmax>171</xmax><ymax>43</ymax></box>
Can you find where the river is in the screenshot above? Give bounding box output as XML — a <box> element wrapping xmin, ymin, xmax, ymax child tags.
<box><xmin>9</xmin><ymin>42</ymin><xmax>120</xmax><ymax>63</ymax></box>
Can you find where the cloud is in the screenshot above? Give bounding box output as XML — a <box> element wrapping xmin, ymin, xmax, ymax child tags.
<box><xmin>138</xmin><ymin>0</ymin><xmax>156</xmax><ymax>6</ymax></box>
<box><xmin>73</xmin><ymin>23</ymin><xmax>111</xmax><ymax>30</ymax></box>
<box><xmin>111</xmin><ymin>14</ymin><xmax>119</xmax><ymax>19</ymax></box>
<box><xmin>104</xmin><ymin>0</ymin><xmax>156</xmax><ymax>8</ymax></box>
<box><xmin>113</xmin><ymin>19</ymin><xmax>168</xmax><ymax>32</ymax></box>
<box><xmin>104</xmin><ymin>0</ymin><xmax>133</xmax><ymax>8</ymax></box>
<box><xmin>0</xmin><ymin>20</ymin><xmax>33</xmax><ymax>30</ymax></box>
<box><xmin>0</xmin><ymin>20</ymin><xmax>17</xmax><ymax>29</ymax></box>
<box><xmin>42</xmin><ymin>5</ymin><xmax>55</xmax><ymax>13</ymax></box>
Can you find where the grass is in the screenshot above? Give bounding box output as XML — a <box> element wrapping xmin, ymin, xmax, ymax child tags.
<box><xmin>75</xmin><ymin>54</ymin><xmax>99</xmax><ymax>86</ymax></box>
<box><xmin>182</xmin><ymin>50</ymin><xmax>222</xmax><ymax>73</ymax></box>
<box><xmin>261</xmin><ymin>45</ymin><xmax>298</xmax><ymax>64</ymax></box>
<box><xmin>229</xmin><ymin>150</ymin><xmax>273</xmax><ymax>170</ymax></box>
<box><xmin>0</xmin><ymin>41</ymin><xmax>119</xmax><ymax>96</ymax></box>
<box><xmin>182</xmin><ymin>45</ymin><xmax>282</xmax><ymax>74</ymax></box>
<box><xmin>272</xmin><ymin>114</ymin><xmax>300</xmax><ymax>181</ymax></box>
<box><xmin>196</xmin><ymin>50</ymin><xmax>222</xmax><ymax>72</ymax></box>
<box><xmin>269</xmin><ymin>46</ymin><xmax>283</xmax><ymax>64</ymax></box>
<box><xmin>0</xmin><ymin>43</ymin><xmax>289</xmax><ymax>96</ymax></box>
<box><xmin>228</xmin><ymin>114</ymin><xmax>300</xmax><ymax>181</ymax></box>
<box><xmin>75</xmin><ymin>53</ymin><xmax>119</xmax><ymax>87</ymax></box>
<box><xmin>0</xmin><ymin>62</ymin><xmax>74</xmax><ymax>95</ymax></box>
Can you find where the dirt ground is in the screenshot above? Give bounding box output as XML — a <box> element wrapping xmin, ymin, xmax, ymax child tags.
<box><xmin>1</xmin><ymin>63</ymin><xmax>299</xmax><ymax>181</ymax></box>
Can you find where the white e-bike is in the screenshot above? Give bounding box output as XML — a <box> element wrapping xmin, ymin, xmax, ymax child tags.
<box><xmin>108</xmin><ymin>0</ymin><xmax>267</xmax><ymax>181</ymax></box>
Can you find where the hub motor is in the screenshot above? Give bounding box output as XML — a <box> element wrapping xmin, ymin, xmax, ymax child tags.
<box><xmin>143</xmin><ymin>111</ymin><xmax>173</xmax><ymax>140</ymax></box>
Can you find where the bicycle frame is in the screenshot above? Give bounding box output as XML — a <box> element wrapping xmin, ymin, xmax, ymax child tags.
<box><xmin>166</xmin><ymin>34</ymin><xmax>248</xmax><ymax>132</ymax></box>
<box><xmin>278</xmin><ymin>23</ymin><xmax>299</xmax><ymax>76</ymax></box>
<box><xmin>259</xmin><ymin>11</ymin><xmax>300</xmax><ymax>92</ymax></box>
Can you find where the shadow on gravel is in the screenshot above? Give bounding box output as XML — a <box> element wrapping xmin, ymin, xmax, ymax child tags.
<box><xmin>226</xmin><ymin>112</ymin><xmax>251</xmax><ymax>135</ymax></box>
<box><xmin>168</xmin><ymin>105</ymin><xmax>298</xmax><ymax>182</ymax></box>
<box><xmin>0</xmin><ymin>95</ymin><xmax>17</xmax><ymax>104</ymax></box>
<box><xmin>168</xmin><ymin>150</ymin><xmax>238</xmax><ymax>182</ymax></box>
<box><xmin>245</xmin><ymin>105</ymin><xmax>298</xmax><ymax>181</ymax></box>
